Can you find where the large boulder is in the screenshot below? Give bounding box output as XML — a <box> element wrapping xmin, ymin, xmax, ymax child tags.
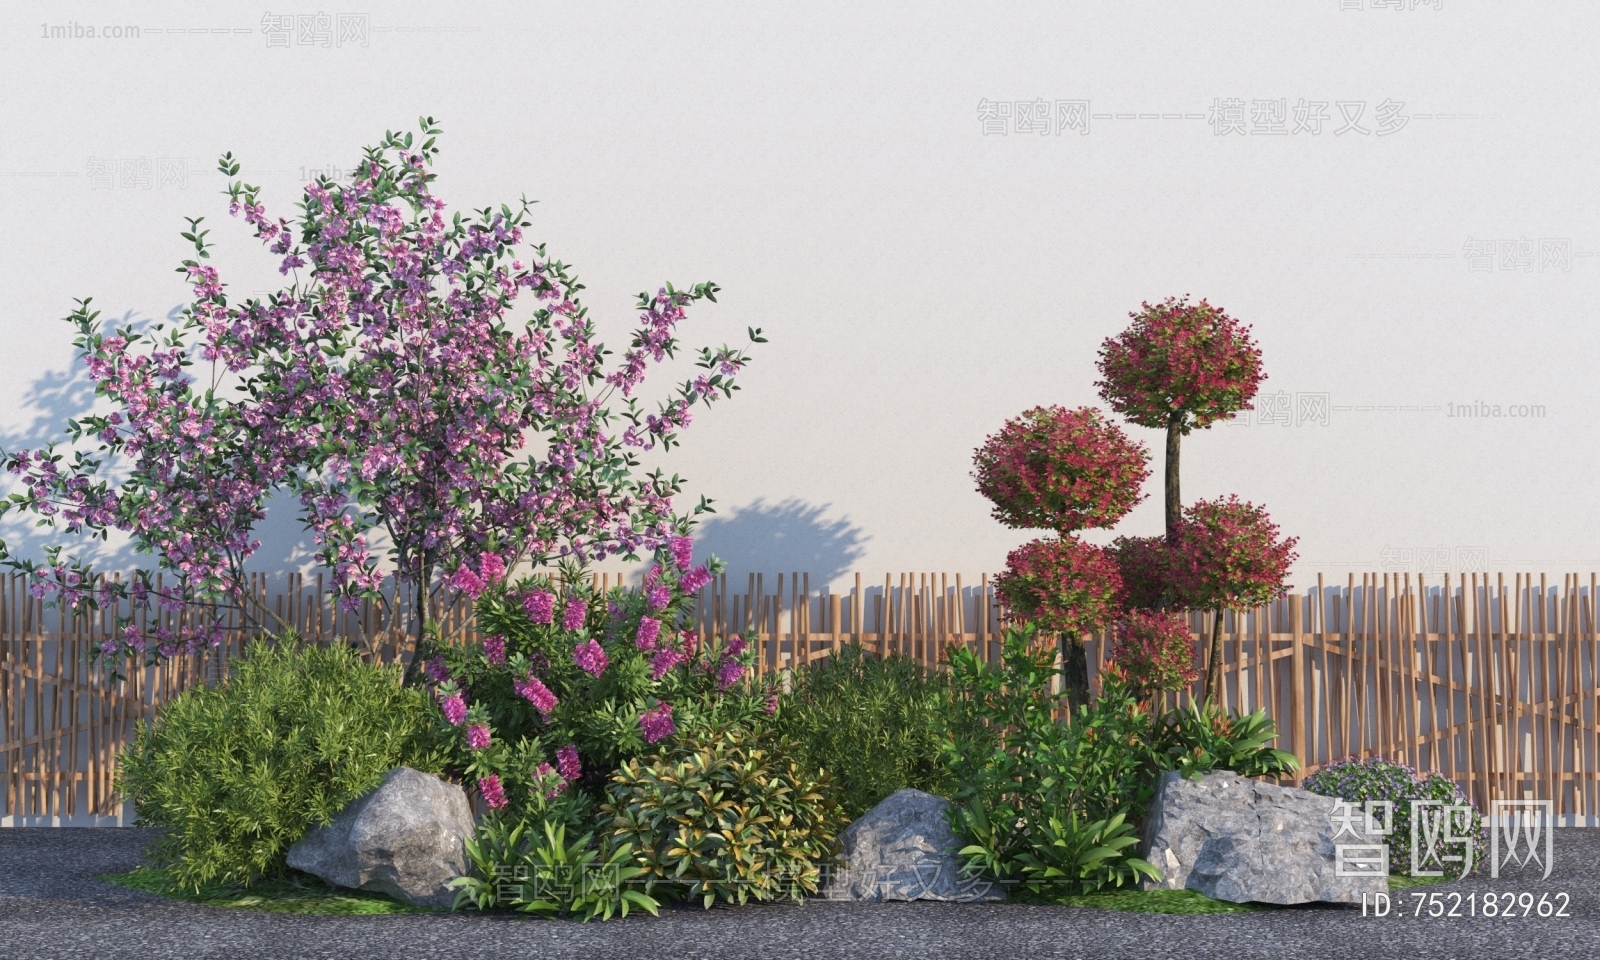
<box><xmin>822</xmin><ymin>788</ymin><xmax>1004</xmax><ymax>902</ymax></box>
<box><xmin>286</xmin><ymin>766</ymin><xmax>474</xmax><ymax>910</ymax></box>
<box><xmin>1140</xmin><ymin>770</ymin><xmax>1387</xmax><ymax>905</ymax></box>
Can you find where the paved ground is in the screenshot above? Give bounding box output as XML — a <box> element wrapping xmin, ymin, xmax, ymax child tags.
<box><xmin>0</xmin><ymin>828</ymin><xmax>1595</xmax><ymax>960</ymax></box>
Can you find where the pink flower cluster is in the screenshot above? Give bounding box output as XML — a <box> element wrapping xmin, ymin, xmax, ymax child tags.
<box><xmin>635</xmin><ymin>616</ymin><xmax>661</xmax><ymax>650</ymax></box>
<box><xmin>563</xmin><ymin>598</ymin><xmax>588</xmax><ymax>632</ymax></box>
<box><xmin>515</xmin><ymin>673</ymin><xmax>558</xmax><ymax>720</ymax></box>
<box><xmin>639</xmin><ymin>702</ymin><xmax>676</xmax><ymax>743</ymax></box>
<box><xmin>523</xmin><ymin>590</ymin><xmax>555</xmax><ymax>625</ymax></box>
<box><xmin>483</xmin><ymin>635</ymin><xmax>506</xmax><ymax>666</ymax></box>
<box><xmin>572</xmin><ymin>638</ymin><xmax>608</xmax><ymax>677</ymax></box>
<box><xmin>478</xmin><ymin>774</ymin><xmax>508</xmax><ymax>809</ymax></box>
<box><xmin>556</xmin><ymin>744</ymin><xmax>582</xmax><ymax>782</ymax></box>
<box><xmin>467</xmin><ymin>724</ymin><xmax>492</xmax><ymax>750</ymax></box>
<box><xmin>438</xmin><ymin>691</ymin><xmax>468</xmax><ymax>726</ymax></box>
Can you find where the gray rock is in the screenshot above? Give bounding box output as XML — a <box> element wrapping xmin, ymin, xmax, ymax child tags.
<box><xmin>1140</xmin><ymin>770</ymin><xmax>1388</xmax><ymax>905</ymax></box>
<box><xmin>286</xmin><ymin>766</ymin><xmax>474</xmax><ymax>910</ymax></box>
<box><xmin>822</xmin><ymin>788</ymin><xmax>1004</xmax><ymax>902</ymax></box>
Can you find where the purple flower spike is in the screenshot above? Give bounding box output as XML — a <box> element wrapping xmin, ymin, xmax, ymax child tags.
<box><xmin>668</xmin><ymin>536</ymin><xmax>694</xmax><ymax>570</ymax></box>
<box><xmin>439</xmin><ymin>692</ymin><xmax>468</xmax><ymax>726</ymax></box>
<box><xmin>636</xmin><ymin>616</ymin><xmax>661</xmax><ymax>650</ymax></box>
<box><xmin>640</xmin><ymin>702</ymin><xmax>676</xmax><ymax>743</ymax></box>
<box><xmin>523</xmin><ymin>590</ymin><xmax>555</xmax><ymax>625</ymax></box>
<box><xmin>479</xmin><ymin>775</ymin><xmax>507</xmax><ymax>809</ymax></box>
<box><xmin>483</xmin><ymin>634</ymin><xmax>506</xmax><ymax>666</ymax></box>
<box><xmin>556</xmin><ymin>744</ymin><xmax>581</xmax><ymax>782</ymax></box>
<box><xmin>563</xmin><ymin>598</ymin><xmax>588</xmax><ymax>632</ymax></box>
<box><xmin>467</xmin><ymin>724</ymin><xmax>492</xmax><ymax>750</ymax></box>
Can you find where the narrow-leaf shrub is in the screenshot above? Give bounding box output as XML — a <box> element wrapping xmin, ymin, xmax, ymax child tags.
<box><xmin>771</xmin><ymin>642</ymin><xmax>948</xmax><ymax>820</ymax></box>
<box><xmin>602</xmin><ymin>723</ymin><xmax>845</xmax><ymax>907</ymax></box>
<box><xmin>1303</xmin><ymin>756</ymin><xmax>1485</xmax><ymax>878</ymax></box>
<box><xmin>116</xmin><ymin>637</ymin><xmax>448</xmax><ymax>891</ymax></box>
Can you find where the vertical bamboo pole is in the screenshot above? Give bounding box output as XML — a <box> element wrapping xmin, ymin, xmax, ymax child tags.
<box><xmin>1289</xmin><ymin>593</ymin><xmax>1305</xmax><ymax>779</ymax></box>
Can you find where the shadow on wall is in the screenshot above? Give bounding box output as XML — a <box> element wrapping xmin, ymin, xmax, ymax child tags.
<box><xmin>690</xmin><ymin>498</ymin><xmax>868</xmax><ymax>590</ymax></box>
<box><xmin>0</xmin><ymin>321</ymin><xmax>140</xmax><ymax>570</ymax></box>
<box><xmin>0</xmin><ymin>306</ymin><xmax>322</xmax><ymax>580</ymax></box>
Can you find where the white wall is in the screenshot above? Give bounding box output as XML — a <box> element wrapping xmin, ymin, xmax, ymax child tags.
<box><xmin>2</xmin><ymin>0</ymin><xmax>1596</xmax><ymax>592</ymax></box>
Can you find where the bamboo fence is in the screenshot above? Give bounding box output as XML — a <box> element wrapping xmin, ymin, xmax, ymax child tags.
<box><xmin>4</xmin><ymin>570</ymin><xmax>1598</xmax><ymax>824</ymax></box>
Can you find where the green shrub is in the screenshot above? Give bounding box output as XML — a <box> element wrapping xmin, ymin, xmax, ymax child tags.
<box><xmin>941</xmin><ymin>626</ymin><xmax>1299</xmax><ymax>894</ymax></box>
<box><xmin>449</xmin><ymin>808</ymin><xmax>658</xmax><ymax>920</ymax></box>
<box><xmin>1151</xmin><ymin>696</ymin><xmax>1300</xmax><ymax>781</ymax></box>
<box><xmin>1303</xmin><ymin>756</ymin><xmax>1485</xmax><ymax>878</ymax></box>
<box><xmin>601</xmin><ymin>723</ymin><xmax>845</xmax><ymax>907</ymax></box>
<box><xmin>942</xmin><ymin>627</ymin><xmax>1158</xmax><ymax>892</ymax></box>
<box><xmin>116</xmin><ymin>636</ymin><xmax>448</xmax><ymax>892</ymax></box>
<box><xmin>772</xmin><ymin>642</ymin><xmax>948</xmax><ymax>820</ymax></box>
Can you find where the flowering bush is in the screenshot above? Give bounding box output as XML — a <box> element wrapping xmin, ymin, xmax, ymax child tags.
<box><xmin>1166</xmin><ymin>496</ymin><xmax>1298</xmax><ymax>703</ymax></box>
<box><xmin>1</xmin><ymin>119</ymin><xmax>762</xmax><ymax>670</ymax></box>
<box><xmin>971</xmin><ymin>406</ymin><xmax>1149</xmax><ymax>534</ymax></box>
<box><xmin>1303</xmin><ymin>757</ymin><xmax>1485</xmax><ymax>878</ymax></box>
<box><xmin>1108</xmin><ymin>610</ymin><xmax>1197</xmax><ymax>704</ymax></box>
<box><xmin>1095</xmin><ymin>296</ymin><xmax>1263</xmax><ymax>539</ymax></box>
<box><xmin>413</xmin><ymin>540</ymin><xmax>776</xmax><ymax>822</ymax></box>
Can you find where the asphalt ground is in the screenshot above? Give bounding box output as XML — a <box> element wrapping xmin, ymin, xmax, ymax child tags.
<box><xmin>1</xmin><ymin>828</ymin><xmax>1596</xmax><ymax>960</ymax></box>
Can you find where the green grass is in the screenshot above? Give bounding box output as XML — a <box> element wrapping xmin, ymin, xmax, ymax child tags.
<box><xmin>1008</xmin><ymin>885</ymin><xmax>1268</xmax><ymax>914</ymax></box>
<box><xmin>1388</xmin><ymin>873</ymin><xmax>1451</xmax><ymax>890</ymax></box>
<box><xmin>100</xmin><ymin>865</ymin><xmax>435</xmax><ymax>915</ymax></box>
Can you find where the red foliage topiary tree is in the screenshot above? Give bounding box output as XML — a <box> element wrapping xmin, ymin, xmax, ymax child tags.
<box><xmin>973</xmin><ymin>406</ymin><xmax>1149</xmax><ymax>711</ymax></box>
<box><xmin>1167</xmin><ymin>496</ymin><xmax>1298</xmax><ymax>705</ymax></box>
<box><xmin>1095</xmin><ymin>296</ymin><xmax>1264</xmax><ymax>544</ymax></box>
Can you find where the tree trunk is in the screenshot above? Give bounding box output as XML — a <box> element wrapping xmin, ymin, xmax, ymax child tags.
<box><xmin>400</xmin><ymin>556</ymin><xmax>432</xmax><ymax>686</ymax></box>
<box><xmin>1204</xmin><ymin>607</ymin><xmax>1226</xmax><ymax>707</ymax></box>
<box><xmin>1061</xmin><ymin>633</ymin><xmax>1091</xmax><ymax>715</ymax></box>
<box><xmin>1165</xmin><ymin>415</ymin><xmax>1182</xmax><ymax>545</ymax></box>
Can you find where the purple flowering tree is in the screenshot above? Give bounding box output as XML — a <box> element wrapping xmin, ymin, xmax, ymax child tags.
<box><xmin>0</xmin><ymin>119</ymin><xmax>763</xmax><ymax>669</ymax></box>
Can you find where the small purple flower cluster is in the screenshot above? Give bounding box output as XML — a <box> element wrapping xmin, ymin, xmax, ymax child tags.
<box><xmin>635</xmin><ymin>616</ymin><xmax>661</xmax><ymax>650</ymax></box>
<box><xmin>563</xmin><ymin>598</ymin><xmax>588</xmax><ymax>632</ymax></box>
<box><xmin>438</xmin><ymin>691</ymin><xmax>468</xmax><ymax>726</ymax></box>
<box><xmin>467</xmin><ymin>724</ymin><xmax>492</xmax><ymax>750</ymax></box>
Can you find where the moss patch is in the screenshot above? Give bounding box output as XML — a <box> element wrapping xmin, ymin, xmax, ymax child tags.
<box><xmin>100</xmin><ymin>865</ymin><xmax>435</xmax><ymax>915</ymax></box>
